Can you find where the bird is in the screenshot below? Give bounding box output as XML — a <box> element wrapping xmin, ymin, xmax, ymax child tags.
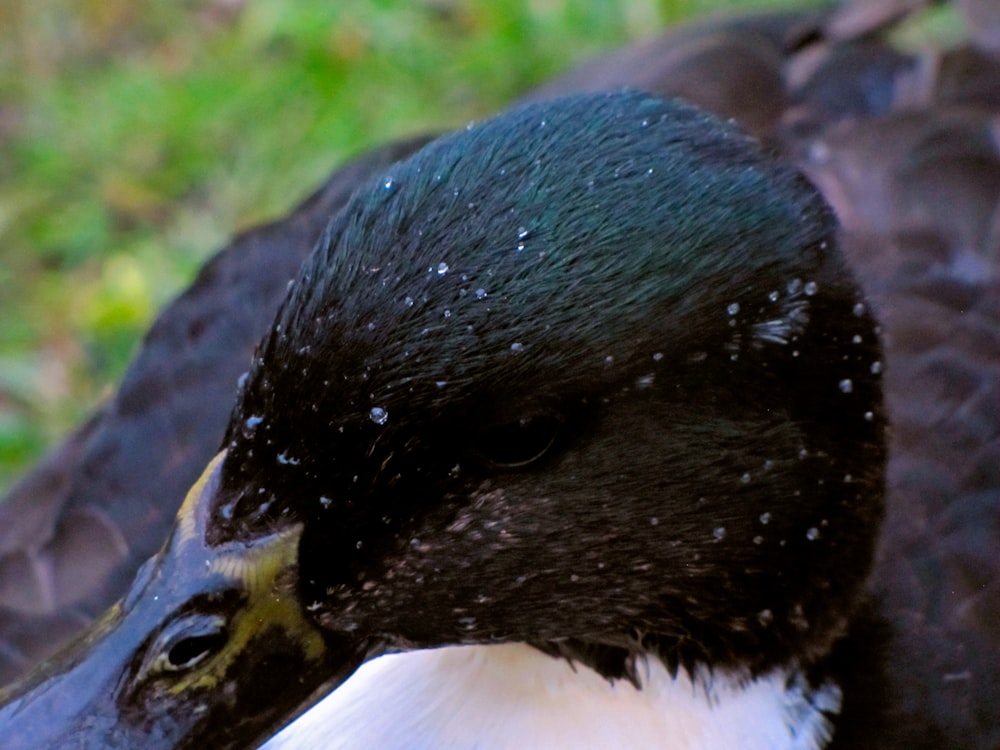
<box><xmin>3</xmin><ymin>84</ymin><xmax>888</xmax><ymax>748</ymax></box>
<box><xmin>0</xmin><ymin>1</ymin><xmax>997</xmax><ymax>748</ymax></box>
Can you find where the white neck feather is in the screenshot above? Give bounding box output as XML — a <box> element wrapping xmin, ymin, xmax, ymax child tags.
<box><xmin>263</xmin><ymin>643</ymin><xmax>841</xmax><ymax>750</ymax></box>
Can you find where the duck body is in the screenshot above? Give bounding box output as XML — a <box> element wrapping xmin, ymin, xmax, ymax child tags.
<box><xmin>0</xmin><ymin>3</ymin><xmax>996</xmax><ymax>749</ymax></box>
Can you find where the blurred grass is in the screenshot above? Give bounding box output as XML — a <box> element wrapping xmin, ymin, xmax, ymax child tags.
<box><xmin>0</xmin><ymin>0</ymin><xmax>817</xmax><ymax>493</ymax></box>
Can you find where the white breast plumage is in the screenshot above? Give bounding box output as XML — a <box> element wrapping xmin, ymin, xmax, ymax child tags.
<box><xmin>264</xmin><ymin>644</ymin><xmax>842</xmax><ymax>750</ymax></box>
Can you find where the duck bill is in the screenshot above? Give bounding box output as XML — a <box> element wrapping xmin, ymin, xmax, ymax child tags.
<box><xmin>0</xmin><ymin>452</ymin><xmax>364</xmax><ymax>749</ymax></box>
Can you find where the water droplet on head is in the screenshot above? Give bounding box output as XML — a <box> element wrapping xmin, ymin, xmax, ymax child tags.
<box><xmin>804</xmin><ymin>281</ymin><xmax>818</xmax><ymax>296</ymax></box>
<box><xmin>768</xmin><ymin>290</ymin><xmax>780</xmax><ymax>302</ymax></box>
<box><xmin>459</xmin><ymin>616</ymin><xmax>477</xmax><ymax>631</ymax></box>
<box><xmin>652</xmin><ymin>352</ymin><xmax>664</xmax><ymax>362</ymax></box>
<box><xmin>237</xmin><ymin>371</ymin><xmax>249</xmax><ymax>389</ymax></box>
<box><xmin>245</xmin><ymin>415</ymin><xmax>264</xmax><ymax>430</ymax></box>
<box><xmin>870</xmin><ymin>361</ymin><xmax>882</xmax><ymax>374</ymax></box>
<box><xmin>369</xmin><ymin>407</ymin><xmax>389</xmax><ymax>425</ymax></box>
<box><xmin>437</xmin><ymin>262</ymin><xmax>449</xmax><ymax>275</ymax></box>
<box><xmin>864</xmin><ymin>411</ymin><xmax>874</xmax><ymax>422</ymax></box>
<box><xmin>806</xmin><ymin>527</ymin><xmax>820</xmax><ymax>541</ymax></box>
<box><xmin>853</xmin><ymin>303</ymin><xmax>865</xmax><ymax>317</ymax></box>
<box><xmin>604</xmin><ymin>355</ymin><xmax>614</xmax><ymax>367</ymax></box>
<box><xmin>713</xmin><ymin>527</ymin><xmax>726</xmax><ymax>541</ymax></box>
<box><xmin>475</xmin><ymin>288</ymin><xmax>488</xmax><ymax>300</ymax></box>
<box><xmin>740</xmin><ymin>472</ymin><xmax>752</xmax><ymax>484</ymax></box>
<box><xmin>517</xmin><ymin>226</ymin><xmax>528</xmax><ymax>239</ymax></box>
<box><xmin>758</xmin><ymin>609</ymin><xmax>774</xmax><ymax>626</ymax></box>
<box><xmin>753</xmin><ymin>535</ymin><xmax>764</xmax><ymax>545</ymax></box>
<box><xmin>852</xmin><ymin>334</ymin><xmax>862</xmax><ymax>344</ymax></box>
<box><xmin>510</xmin><ymin>342</ymin><xmax>524</xmax><ymax>353</ymax></box>
<box><xmin>404</xmin><ymin>296</ymin><xmax>414</xmax><ymax>307</ymax></box>
<box><xmin>383</xmin><ymin>177</ymin><xmax>394</xmax><ymax>190</ymax></box>
<box><xmin>319</xmin><ymin>496</ymin><xmax>332</xmax><ymax>509</ymax></box>
<box><xmin>839</xmin><ymin>379</ymin><xmax>853</xmax><ymax>394</ymax></box>
<box><xmin>727</xmin><ymin>302</ymin><xmax>741</xmax><ymax>316</ymax></box>
<box><xmin>787</xmin><ymin>278</ymin><xmax>802</xmax><ymax>296</ymax></box>
<box><xmin>759</xmin><ymin>512</ymin><xmax>771</xmax><ymax>525</ymax></box>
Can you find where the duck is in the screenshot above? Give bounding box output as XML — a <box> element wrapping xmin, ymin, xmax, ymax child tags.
<box><xmin>0</xmin><ymin>2</ymin><xmax>997</xmax><ymax>748</ymax></box>
<box><xmin>2</xmin><ymin>85</ymin><xmax>888</xmax><ymax>750</ymax></box>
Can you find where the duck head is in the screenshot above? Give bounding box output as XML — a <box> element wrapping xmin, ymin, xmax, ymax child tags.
<box><xmin>0</xmin><ymin>91</ymin><xmax>886</xmax><ymax>748</ymax></box>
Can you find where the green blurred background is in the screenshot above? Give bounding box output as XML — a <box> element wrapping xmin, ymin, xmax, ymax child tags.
<box><xmin>0</xmin><ymin>0</ymin><xmax>829</xmax><ymax>493</ymax></box>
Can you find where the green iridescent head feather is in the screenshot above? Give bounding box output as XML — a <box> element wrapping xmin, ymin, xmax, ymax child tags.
<box><xmin>220</xmin><ymin>93</ymin><xmax>849</xmax><ymax>539</ymax></box>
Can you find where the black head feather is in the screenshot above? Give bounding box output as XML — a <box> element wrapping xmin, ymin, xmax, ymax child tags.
<box><xmin>218</xmin><ymin>91</ymin><xmax>885</xmax><ymax>674</ymax></box>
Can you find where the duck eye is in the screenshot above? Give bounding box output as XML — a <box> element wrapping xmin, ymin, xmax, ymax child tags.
<box><xmin>166</xmin><ymin>631</ymin><xmax>227</xmax><ymax>671</ymax></box>
<box><xmin>147</xmin><ymin>614</ymin><xmax>228</xmax><ymax>676</ymax></box>
<box><xmin>478</xmin><ymin>413</ymin><xmax>563</xmax><ymax>469</ymax></box>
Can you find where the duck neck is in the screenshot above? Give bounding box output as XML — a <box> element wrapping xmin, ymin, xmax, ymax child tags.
<box><xmin>263</xmin><ymin>643</ymin><xmax>842</xmax><ymax>750</ymax></box>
